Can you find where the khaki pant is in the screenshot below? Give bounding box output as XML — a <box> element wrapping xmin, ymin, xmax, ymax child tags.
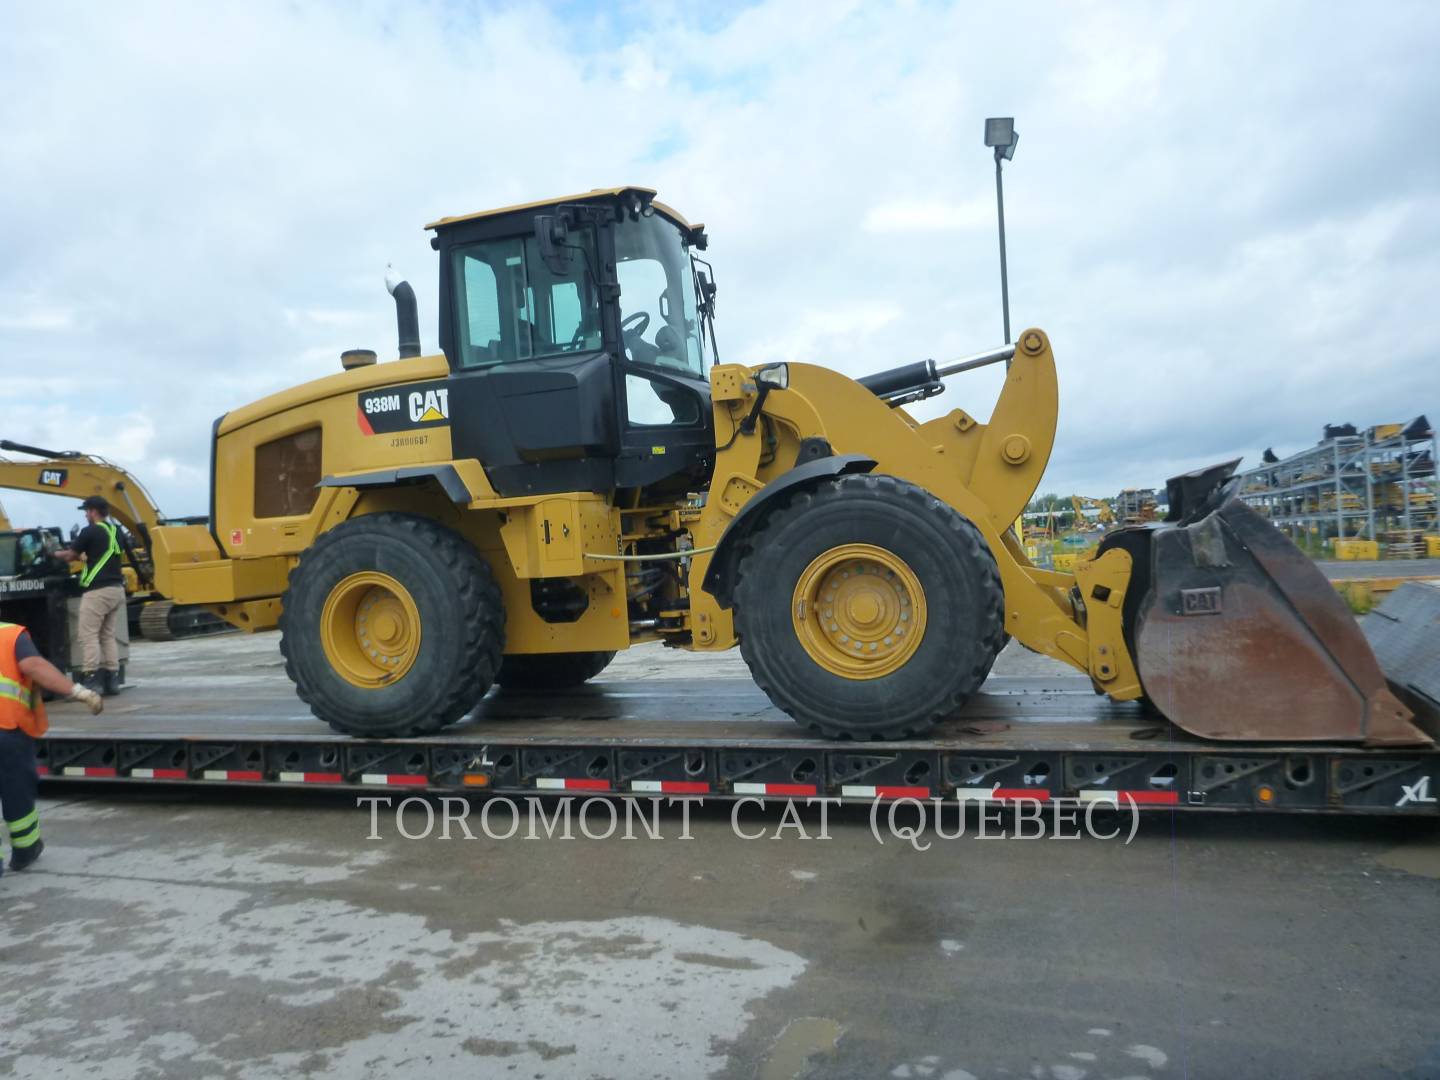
<box><xmin>78</xmin><ymin>585</ymin><xmax>126</xmax><ymax>673</ymax></box>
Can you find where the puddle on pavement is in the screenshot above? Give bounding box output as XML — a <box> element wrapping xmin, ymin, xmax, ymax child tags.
<box><xmin>760</xmin><ymin>1015</ymin><xmax>844</xmax><ymax>1080</ymax></box>
<box><xmin>1375</xmin><ymin>837</ymin><xmax>1440</xmax><ymax>879</ymax></box>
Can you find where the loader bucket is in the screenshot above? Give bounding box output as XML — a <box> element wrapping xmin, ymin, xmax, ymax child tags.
<box><xmin>1106</xmin><ymin>463</ymin><xmax>1431</xmax><ymax>747</ymax></box>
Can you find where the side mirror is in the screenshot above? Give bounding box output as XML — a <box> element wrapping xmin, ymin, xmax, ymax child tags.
<box><xmin>534</xmin><ymin>214</ymin><xmax>573</xmax><ymax>275</ymax></box>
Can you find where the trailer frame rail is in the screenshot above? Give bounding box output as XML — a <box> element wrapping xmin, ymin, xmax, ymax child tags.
<box><xmin>37</xmin><ymin>733</ymin><xmax>1440</xmax><ymax>815</ymax></box>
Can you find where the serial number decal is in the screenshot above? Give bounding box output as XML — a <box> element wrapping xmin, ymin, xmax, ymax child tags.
<box><xmin>356</xmin><ymin>380</ymin><xmax>450</xmax><ymax>435</ymax></box>
<box><xmin>390</xmin><ymin>434</ymin><xmax>430</xmax><ymax>448</ymax></box>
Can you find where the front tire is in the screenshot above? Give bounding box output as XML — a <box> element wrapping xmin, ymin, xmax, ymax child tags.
<box><xmin>733</xmin><ymin>474</ymin><xmax>1004</xmax><ymax>739</ymax></box>
<box><xmin>279</xmin><ymin>512</ymin><xmax>505</xmax><ymax>737</ymax></box>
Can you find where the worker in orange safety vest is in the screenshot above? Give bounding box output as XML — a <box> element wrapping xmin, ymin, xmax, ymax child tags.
<box><xmin>0</xmin><ymin>621</ymin><xmax>103</xmax><ymax>876</ymax></box>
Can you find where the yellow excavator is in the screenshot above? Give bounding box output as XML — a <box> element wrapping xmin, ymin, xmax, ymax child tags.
<box><xmin>0</xmin><ymin>440</ymin><xmax>224</xmax><ymax>639</ymax></box>
<box><xmin>136</xmin><ymin>186</ymin><xmax>1426</xmax><ymax>747</ymax></box>
<box><xmin>1070</xmin><ymin>495</ymin><xmax>1114</xmax><ymax>529</ymax></box>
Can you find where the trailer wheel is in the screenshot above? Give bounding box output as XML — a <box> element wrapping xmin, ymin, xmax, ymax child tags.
<box><xmin>733</xmin><ymin>474</ymin><xmax>1004</xmax><ymax>740</ymax></box>
<box><xmin>496</xmin><ymin>650</ymin><xmax>617</xmax><ymax>689</ymax></box>
<box><xmin>279</xmin><ymin>512</ymin><xmax>504</xmax><ymax>737</ymax></box>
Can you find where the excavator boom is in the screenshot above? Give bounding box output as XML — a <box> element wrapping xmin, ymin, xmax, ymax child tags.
<box><xmin>0</xmin><ymin>439</ymin><xmax>227</xmax><ymax>642</ymax></box>
<box><xmin>0</xmin><ymin>439</ymin><xmax>166</xmax><ymax>544</ymax></box>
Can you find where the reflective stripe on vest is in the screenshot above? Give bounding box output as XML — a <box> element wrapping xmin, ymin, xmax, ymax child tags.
<box><xmin>0</xmin><ymin>621</ymin><xmax>47</xmax><ymax>738</ymax></box>
<box><xmin>0</xmin><ymin>675</ymin><xmax>31</xmax><ymax>706</ymax></box>
<box><xmin>80</xmin><ymin>520</ymin><xmax>121</xmax><ymax>587</ymax></box>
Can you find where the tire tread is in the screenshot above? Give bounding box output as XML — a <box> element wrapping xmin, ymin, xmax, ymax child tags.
<box><xmin>278</xmin><ymin>512</ymin><xmax>504</xmax><ymax>737</ymax></box>
<box><xmin>733</xmin><ymin>474</ymin><xmax>1005</xmax><ymax>740</ymax></box>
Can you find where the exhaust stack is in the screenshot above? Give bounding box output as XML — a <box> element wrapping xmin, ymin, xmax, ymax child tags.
<box><xmin>385</xmin><ymin>265</ymin><xmax>422</xmax><ymax>359</ymax></box>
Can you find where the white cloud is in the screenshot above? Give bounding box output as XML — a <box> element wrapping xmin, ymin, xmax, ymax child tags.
<box><xmin>0</xmin><ymin>0</ymin><xmax>1436</xmax><ymax>522</ymax></box>
<box><xmin>0</xmin><ymin>308</ymin><xmax>74</xmax><ymax>331</ymax></box>
<box><xmin>863</xmin><ymin>197</ymin><xmax>993</xmax><ymax>232</ymax></box>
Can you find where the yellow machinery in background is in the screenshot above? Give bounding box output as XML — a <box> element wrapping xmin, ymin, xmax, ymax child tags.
<box><xmin>1070</xmin><ymin>495</ymin><xmax>1114</xmax><ymax>529</ymax></box>
<box><xmin>1332</xmin><ymin>539</ymin><xmax>1381</xmax><ymax>561</ymax></box>
<box><xmin>0</xmin><ymin>440</ymin><xmax>224</xmax><ymax>639</ymax></box>
<box><xmin>130</xmin><ymin>187</ymin><xmax>1426</xmax><ymax>748</ymax></box>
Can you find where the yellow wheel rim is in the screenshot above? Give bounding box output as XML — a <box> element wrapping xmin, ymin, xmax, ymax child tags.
<box><xmin>791</xmin><ymin>543</ymin><xmax>927</xmax><ymax>679</ymax></box>
<box><xmin>320</xmin><ymin>571</ymin><xmax>422</xmax><ymax>688</ymax></box>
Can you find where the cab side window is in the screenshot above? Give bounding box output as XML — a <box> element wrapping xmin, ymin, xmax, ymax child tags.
<box><xmin>452</xmin><ymin>231</ymin><xmax>602</xmax><ymax>367</ymax></box>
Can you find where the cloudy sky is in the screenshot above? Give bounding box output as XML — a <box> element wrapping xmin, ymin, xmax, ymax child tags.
<box><xmin>3</xmin><ymin>0</ymin><xmax>1438</xmax><ymax>528</ymax></box>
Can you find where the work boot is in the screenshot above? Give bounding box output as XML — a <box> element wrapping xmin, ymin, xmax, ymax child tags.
<box><xmin>80</xmin><ymin>671</ymin><xmax>103</xmax><ymax>696</ymax></box>
<box><xmin>9</xmin><ymin>838</ymin><xmax>44</xmax><ymax>872</ymax></box>
<box><xmin>101</xmin><ymin>669</ymin><xmax>122</xmax><ymax>697</ymax></box>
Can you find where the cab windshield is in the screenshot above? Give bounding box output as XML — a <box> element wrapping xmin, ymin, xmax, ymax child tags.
<box><xmin>614</xmin><ymin>215</ymin><xmax>705</xmax><ymax>377</ymax></box>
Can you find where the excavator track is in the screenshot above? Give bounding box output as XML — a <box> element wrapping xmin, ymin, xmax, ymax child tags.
<box><xmin>137</xmin><ymin>600</ymin><xmax>232</xmax><ymax>642</ymax></box>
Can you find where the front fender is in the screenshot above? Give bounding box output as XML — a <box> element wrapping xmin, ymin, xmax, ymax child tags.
<box><xmin>701</xmin><ymin>453</ymin><xmax>876</xmax><ymax>607</ymax></box>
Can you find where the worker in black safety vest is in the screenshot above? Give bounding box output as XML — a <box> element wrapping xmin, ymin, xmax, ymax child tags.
<box><xmin>0</xmin><ymin>620</ymin><xmax>103</xmax><ymax>877</ymax></box>
<box><xmin>54</xmin><ymin>495</ymin><xmax>134</xmax><ymax>696</ymax></box>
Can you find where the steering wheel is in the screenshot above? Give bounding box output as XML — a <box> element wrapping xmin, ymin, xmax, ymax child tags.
<box><xmin>620</xmin><ymin>311</ymin><xmax>650</xmax><ymax>338</ymax></box>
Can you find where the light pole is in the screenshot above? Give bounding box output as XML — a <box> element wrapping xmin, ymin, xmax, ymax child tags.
<box><xmin>984</xmin><ymin>117</ymin><xmax>1019</xmax><ymax>346</ymax></box>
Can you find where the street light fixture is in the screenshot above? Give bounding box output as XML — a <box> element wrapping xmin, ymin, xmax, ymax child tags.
<box><xmin>984</xmin><ymin>117</ymin><xmax>1019</xmax><ymax>345</ymax></box>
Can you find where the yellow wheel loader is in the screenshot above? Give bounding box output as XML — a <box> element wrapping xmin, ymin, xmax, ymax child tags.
<box><xmin>148</xmin><ymin>186</ymin><xmax>1429</xmax><ymax>747</ymax></box>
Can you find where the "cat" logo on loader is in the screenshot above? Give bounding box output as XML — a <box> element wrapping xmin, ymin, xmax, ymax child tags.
<box><xmin>356</xmin><ymin>379</ymin><xmax>450</xmax><ymax>435</ymax></box>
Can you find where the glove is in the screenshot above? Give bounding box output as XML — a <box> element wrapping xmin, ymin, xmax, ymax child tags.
<box><xmin>67</xmin><ymin>684</ymin><xmax>103</xmax><ymax>715</ymax></box>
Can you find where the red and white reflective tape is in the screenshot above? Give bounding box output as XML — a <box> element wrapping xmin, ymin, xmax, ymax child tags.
<box><xmin>279</xmin><ymin>771</ymin><xmax>343</xmax><ymax>784</ymax></box>
<box><xmin>629</xmin><ymin>780</ymin><xmax>710</xmax><ymax>795</ymax></box>
<box><xmin>732</xmin><ymin>782</ymin><xmax>819</xmax><ymax>797</ymax></box>
<box><xmin>841</xmin><ymin>784</ymin><xmax>931</xmax><ymax>800</ymax></box>
<box><xmin>61</xmin><ymin>766</ymin><xmax>118</xmax><ymax>778</ymax></box>
<box><xmin>535</xmin><ymin>777</ymin><xmax>611</xmax><ymax>792</ymax></box>
<box><xmin>130</xmin><ymin>768</ymin><xmax>188</xmax><ymax>780</ymax></box>
<box><xmin>359</xmin><ymin>773</ymin><xmax>428</xmax><ymax>787</ymax></box>
<box><xmin>1077</xmin><ymin>789</ymin><xmax>1179</xmax><ymax>806</ymax></box>
<box><xmin>956</xmin><ymin>786</ymin><xmax>1051</xmax><ymax>803</ymax></box>
<box><xmin>202</xmin><ymin>769</ymin><xmax>263</xmax><ymax>782</ymax></box>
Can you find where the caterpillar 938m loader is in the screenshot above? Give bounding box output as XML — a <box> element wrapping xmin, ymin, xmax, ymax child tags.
<box><xmin>147</xmin><ymin>186</ymin><xmax>1429</xmax><ymax>747</ymax></box>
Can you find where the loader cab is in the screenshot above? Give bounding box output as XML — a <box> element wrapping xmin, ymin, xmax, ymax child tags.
<box><xmin>430</xmin><ymin>187</ymin><xmax>715</xmax><ymax>499</ymax></box>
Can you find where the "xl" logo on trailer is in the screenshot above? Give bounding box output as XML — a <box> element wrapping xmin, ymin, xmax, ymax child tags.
<box><xmin>1396</xmin><ymin>775</ymin><xmax>1436</xmax><ymax>808</ymax></box>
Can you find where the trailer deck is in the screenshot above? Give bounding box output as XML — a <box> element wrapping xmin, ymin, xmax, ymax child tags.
<box><xmin>37</xmin><ymin>631</ymin><xmax>1440</xmax><ymax>814</ymax></box>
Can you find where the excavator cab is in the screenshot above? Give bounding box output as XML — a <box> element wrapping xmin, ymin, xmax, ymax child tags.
<box><xmin>430</xmin><ymin>187</ymin><xmax>716</xmax><ymax>500</ymax></box>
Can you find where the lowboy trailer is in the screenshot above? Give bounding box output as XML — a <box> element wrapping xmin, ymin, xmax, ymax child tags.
<box><xmin>35</xmin><ymin>584</ymin><xmax>1440</xmax><ymax>816</ymax></box>
<box><xmin>34</xmin><ymin>674</ymin><xmax>1440</xmax><ymax>814</ymax></box>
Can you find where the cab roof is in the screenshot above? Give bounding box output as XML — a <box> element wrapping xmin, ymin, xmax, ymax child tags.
<box><xmin>424</xmin><ymin>186</ymin><xmax>698</xmax><ymax>234</ymax></box>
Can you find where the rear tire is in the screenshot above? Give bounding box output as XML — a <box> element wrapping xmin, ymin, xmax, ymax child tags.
<box><xmin>733</xmin><ymin>474</ymin><xmax>1004</xmax><ymax>739</ymax></box>
<box><xmin>496</xmin><ymin>651</ymin><xmax>616</xmax><ymax>689</ymax></box>
<box><xmin>279</xmin><ymin>512</ymin><xmax>504</xmax><ymax>737</ymax></box>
